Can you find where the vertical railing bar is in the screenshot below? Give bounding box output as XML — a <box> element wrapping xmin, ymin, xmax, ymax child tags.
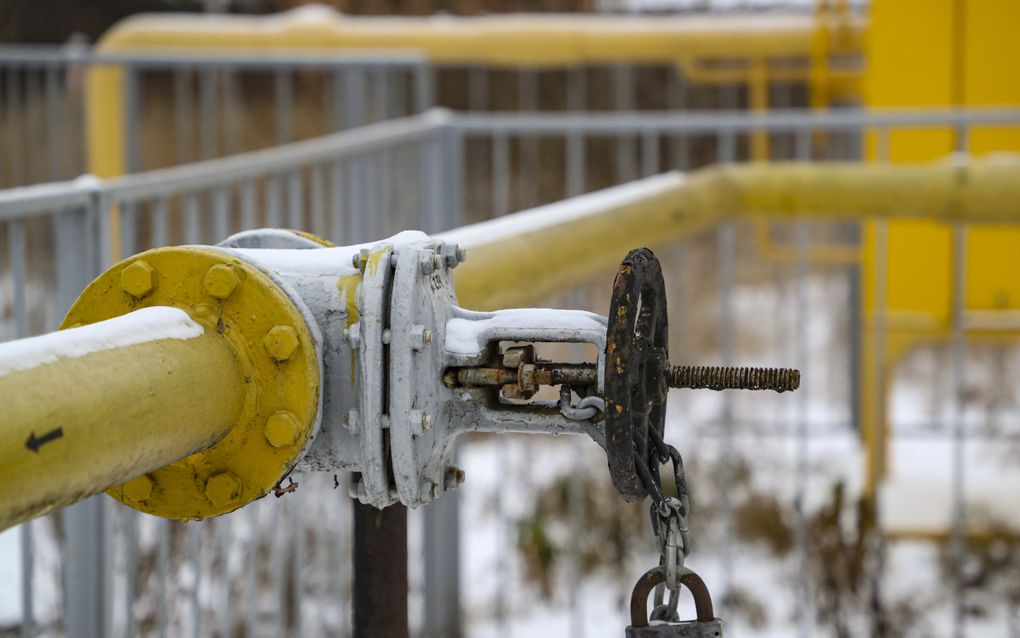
<box><xmin>315</xmin><ymin>487</ymin><xmax>329</xmax><ymax>635</ymax></box>
<box><xmin>468</xmin><ymin>65</ymin><xmax>489</xmax><ymax>112</ymax></box>
<box><xmin>368</xmin><ymin>150</ymin><xmax>383</xmax><ymax>238</ymax></box>
<box><xmin>213</xmin><ymin>186</ymin><xmax>229</xmax><ymax>242</ymax></box>
<box><xmin>331</xmin><ymin>69</ymin><xmax>345</xmax><ymax>132</ymax></box>
<box><xmin>427</xmin><ymin>130</ymin><xmax>444</xmax><ymax>234</ymax></box>
<box><xmin>10</xmin><ymin>218</ymin><xmax>27</xmax><ymax>337</ymax></box>
<box><xmin>266</xmin><ymin>176</ymin><xmax>283</xmax><ymax>229</ymax></box>
<box><xmin>218</xmin><ymin>517</ymin><xmax>233</xmax><ymax>638</ymax></box>
<box><xmin>668</xmin><ymin>65</ymin><xmax>688</xmax><ymax>170</ymax></box>
<box><xmin>795</xmin><ymin>127</ymin><xmax>812</xmax><ymax>165</ymax></box>
<box><xmin>292</xmin><ymin>488</ymin><xmax>306</xmax><ymax>638</ymax></box>
<box><xmin>568</xmin><ymin>441</ymin><xmax>585</xmax><ymax>638</ymax></box>
<box><xmin>274</xmin><ymin>69</ymin><xmax>293</xmax><ymax>145</ymax></box>
<box><xmin>123</xmin><ymin>65</ymin><xmax>142</xmax><ymax>173</ymax></box>
<box><xmin>447</xmin><ymin>125</ymin><xmax>465</xmax><ymax>230</ymax></box>
<box><xmin>241</xmin><ymin>179</ymin><xmax>256</xmax><ymax>231</ymax></box>
<box><xmin>330</xmin><ymin>160</ymin><xmax>344</xmax><ymax>243</ymax></box>
<box><xmin>287</xmin><ymin>169</ymin><xmax>303</xmax><ymax>230</ymax></box>
<box><xmin>188</xmin><ymin>523</ymin><xmax>202</xmax><ymax>638</ymax></box>
<box><xmin>120</xmin><ymin>200</ymin><xmax>136</xmax><ymax>259</ymax></box>
<box><xmin>270</xmin><ymin>502</ymin><xmax>284</xmax><ymax>638</ymax></box>
<box><xmin>950</xmin><ymin>120</ymin><xmax>970</xmax><ymax>638</ymax></box>
<box><xmin>793</xmin><ymin>125</ymin><xmax>812</xmax><ymax>638</ymax></box>
<box><xmin>199</xmin><ymin>67</ymin><xmax>218</xmax><ymax>160</ymax></box>
<box><xmin>492</xmin><ymin>132</ymin><xmax>509</xmax><ymax>218</ymax></box>
<box><xmin>25</xmin><ymin>68</ymin><xmax>44</xmax><ymax>183</ymax></box>
<box><xmin>613</xmin><ymin>64</ymin><xmax>636</xmax><ymax>183</ymax></box>
<box><xmin>124</xmin><ymin>508</ymin><xmax>138</xmax><ymax>638</ymax></box>
<box><xmin>719</xmin><ymin>131</ymin><xmax>736</xmax><ymax>165</ymax></box>
<box><xmin>640</xmin><ymin>129</ymin><xmax>658</xmax><ymax>177</ymax></box>
<box><xmin>223</xmin><ymin>67</ymin><xmax>242</xmax><ymax>156</ymax></box>
<box><xmin>517</xmin><ymin>69</ymin><xmax>539</xmax><ymax>208</ymax></box>
<box><xmin>156</xmin><ymin>520</ymin><xmax>170</xmax><ymax>638</ymax></box>
<box><xmin>184</xmin><ymin>193</ymin><xmax>200</xmax><ymax>245</ymax></box>
<box><xmin>152</xmin><ymin>197</ymin><xmax>168</xmax><ymax>248</ymax></box>
<box><xmin>344</xmin><ymin>65</ymin><xmax>366</xmax><ymax>130</ymax></box>
<box><xmin>245</xmin><ymin>507</ymin><xmax>259</xmax><ymax>637</ymax></box>
<box><xmin>350</xmin><ymin>155</ymin><xmax>366</xmax><ymax>241</ymax></box>
<box><xmin>390</xmin><ymin>65</ymin><xmax>407</xmax><ymax>119</ymax></box>
<box><xmin>173</xmin><ymin>68</ymin><xmax>194</xmax><ymax>165</ymax></box>
<box><xmin>950</xmin><ymin>222</ymin><xmax>968</xmax><ymax>638</ymax></box>
<box><xmin>496</xmin><ymin>444</ymin><xmax>510</xmax><ymax>638</ymax></box>
<box><xmin>98</xmin><ymin>192</ymin><xmax>115</xmax><ymax>269</ymax></box>
<box><xmin>566</xmin><ymin>67</ymin><xmax>586</xmax><ymax>197</ymax></box>
<box><xmin>0</xmin><ymin>65</ymin><xmax>7</xmax><ymax>187</ymax></box>
<box><xmin>12</xmin><ymin>215</ymin><xmax>32</xmax><ymax>638</ymax></box>
<box><xmin>6</xmin><ymin>66</ymin><xmax>23</xmax><ymax>186</ymax></box>
<box><xmin>413</xmin><ymin>64</ymin><xmax>434</xmax><ymax>114</ymax></box>
<box><xmin>372</xmin><ymin>66</ymin><xmax>391</xmax><ymax>123</ymax></box>
<box><xmin>717</xmin><ymin>222</ymin><xmax>735</xmax><ymax>614</ymax></box>
<box><xmin>311</xmin><ymin>164</ymin><xmax>326</xmax><ymax>237</ymax></box>
<box><xmin>45</xmin><ymin>66</ymin><xmax>62</xmax><ymax>180</ymax></box>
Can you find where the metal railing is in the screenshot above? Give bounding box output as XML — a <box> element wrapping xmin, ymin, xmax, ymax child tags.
<box><xmin>3</xmin><ymin>107</ymin><xmax>1020</xmax><ymax>637</ymax></box>
<box><xmin>0</xmin><ymin>45</ymin><xmax>432</xmax><ymax>188</ymax></box>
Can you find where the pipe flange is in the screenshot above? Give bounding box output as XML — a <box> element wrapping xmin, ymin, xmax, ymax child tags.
<box><xmin>62</xmin><ymin>246</ymin><xmax>321</xmax><ymax>520</ymax></box>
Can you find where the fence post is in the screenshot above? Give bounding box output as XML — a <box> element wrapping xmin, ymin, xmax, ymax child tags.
<box><xmin>353</xmin><ymin>501</ymin><xmax>409</xmax><ymax>638</ymax></box>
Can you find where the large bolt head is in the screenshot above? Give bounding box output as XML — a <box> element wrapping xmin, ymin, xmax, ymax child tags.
<box><xmin>120</xmin><ymin>260</ymin><xmax>155</xmax><ymax>298</ymax></box>
<box><xmin>264</xmin><ymin>410</ymin><xmax>300</xmax><ymax>448</ymax></box>
<box><xmin>263</xmin><ymin>325</ymin><xmax>299</xmax><ymax>361</ymax></box>
<box><xmin>203</xmin><ymin>264</ymin><xmax>239</xmax><ymax>300</ymax></box>
<box><xmin>205</xmin><ymin>472</ymin><xmax>241</xmax><ymax>506</ymax></box>
<box><xmin>123</xmin><ymin>475</ymin><xmax>154</xmax><ymax>502</ymax></box>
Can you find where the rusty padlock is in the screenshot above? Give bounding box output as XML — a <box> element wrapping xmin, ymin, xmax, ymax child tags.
<box><xmin>625</xmin><ymin>566</ymin><xmax>723</xmax><ymax>638</ymax></box>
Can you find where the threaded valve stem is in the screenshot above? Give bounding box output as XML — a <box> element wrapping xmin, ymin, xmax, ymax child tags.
<box><xmin>665</xmin><ymin>365</ymin><xmax>800</xmax><ymax>393</ymax></box>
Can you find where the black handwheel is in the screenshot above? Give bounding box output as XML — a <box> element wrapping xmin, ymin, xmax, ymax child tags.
<box><xmin>604</xmin><ymin>248</ymin><xmax>669</xmax><ymax>502</ymax></box>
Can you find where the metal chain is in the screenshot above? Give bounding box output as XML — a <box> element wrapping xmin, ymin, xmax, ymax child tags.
<box><xmin>632</xmin><ymin>349</ymin><xmax>692</xmax><ymax>623</ymax></box>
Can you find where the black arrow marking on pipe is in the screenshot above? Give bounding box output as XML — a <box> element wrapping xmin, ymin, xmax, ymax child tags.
<box><xmin>25</xmin><ymin>427</ymin><xmax>64</xmax><ymax>453</ymax></box>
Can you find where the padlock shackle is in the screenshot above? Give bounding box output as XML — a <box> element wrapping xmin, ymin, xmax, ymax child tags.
<box><xmin>629</xmin><ymin>566</ymin><xmax>715</xmax><ymax>628</ymax></box>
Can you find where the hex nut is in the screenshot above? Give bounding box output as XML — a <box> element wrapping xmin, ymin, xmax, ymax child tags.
<box><xmin>205</xmin><ymin>472</ymin><xmax>241</xmax><ymax>506</ymax></box>
<box><xmin>120</xmin><ymin>260</ymin><xmax>155</xmax><ymax>298</ymax></box>
<box><xmin>203</xmin><ymin>264</ymin><xmax>239</xmax><ymax>300</ymax></box>
<box><xmin>123</xmin><ymin>475</ymin><xmax>154</xmax><ymax>502</ymax></box>
<box><xmin>264</xmin><ymin>410</ymin><xmax>300</xmax><ymax>448</ymax></box>
<box><xmin>263</xmin><ymin>325</ymin><xmax>299</xmax><ymax>361</ymax></box>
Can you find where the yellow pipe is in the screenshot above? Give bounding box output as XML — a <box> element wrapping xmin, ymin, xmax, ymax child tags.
<box><xmin>86</xmin><ymin>8</ymin><xmax>866</xmax><ymax>182</ymax></box>
<box><xmin>450</xmin><ymin>157</ymin><xmax>1020</xmax><ymax>310</ymax></box>
<box><xmin>0</xmin><ymin>309</ymin><xmax>245</xmax><ymax>531</ymax></box>
<box><xmin>96</xmin><ymin>10</ymin><xmax>864</xmax><ymax>66</ymax></box>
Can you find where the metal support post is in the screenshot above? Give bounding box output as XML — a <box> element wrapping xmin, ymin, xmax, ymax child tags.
<box><xmin>353</xmin><ymin>501</ymin><xmax>409</xmax><ymax>638</ymax></box>
<box><xmin>423</xmin><ymin>491</ymin><xmax>461</xmax><ymax>638</ymax></box>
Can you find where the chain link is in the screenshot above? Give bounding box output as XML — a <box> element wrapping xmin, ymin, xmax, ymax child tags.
<box><xmin>630</xmin><ymin>349</ymin><xmax>692</xmax><ymax>623</ymax></box>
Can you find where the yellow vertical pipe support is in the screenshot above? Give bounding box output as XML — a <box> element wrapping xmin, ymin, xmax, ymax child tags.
<box><xmin>85</xmin><ymin>63</ymin><xmax>126</xmax><ymax>261</ymax></box>
<box><xmin>861</xmin><ymin>0</ymin><xmax>1020</xmax><ymax>497</ymax></box>
<box><xmin>0</xmin><ymin>308</ymin><xmax>246</xmax><ymax>531</ymax></box>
